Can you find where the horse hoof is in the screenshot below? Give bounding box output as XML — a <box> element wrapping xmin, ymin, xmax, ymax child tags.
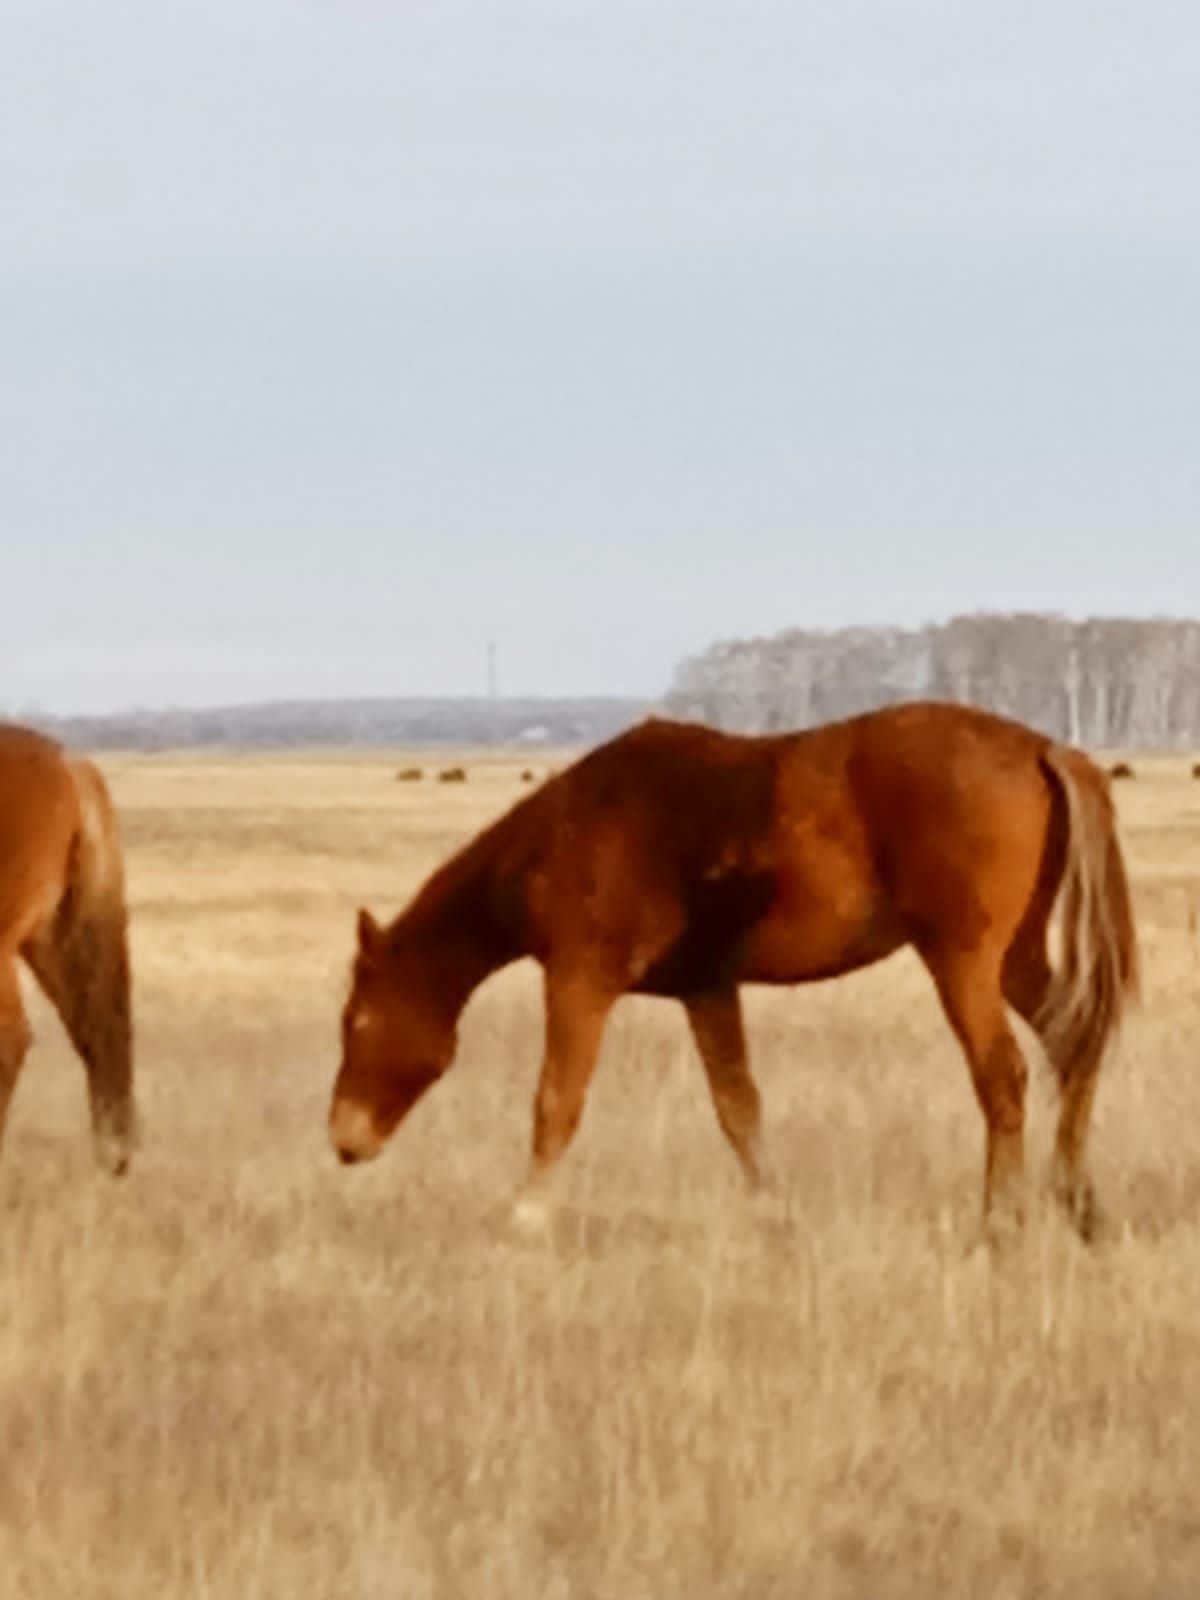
<box><xmin>1053</xmin><ymin>1174</ymin><xmax>1105</xmax><ymax>1245</ymax></box>
<box><xmin>95</xmin><ymin>1136</ymin><xmax>132</xmax><ymax>1178</ymax></box>
<box><xmin>981</xmin><ymin>1206</ymin><xmax>1025</xmax><ymax>1256</ymax></box>
<box><xmin>1069</xmin><ymin>1190</ymin><xmax>1107</xmax><ymax>1246</ymax></box>
<box><xmin>509</xmin><ymin>1196</ymin><xmax>553</xmax><ymax>1239</ymax></box>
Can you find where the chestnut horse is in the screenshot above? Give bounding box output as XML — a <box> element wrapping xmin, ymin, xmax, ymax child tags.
<box><xmin>330</xmin><ymin>702</ymin><xmax>1138</xmax><ymax>1239</ymax></box>
<box><xmin>0</xmin><ymin>725</ymin><xmax>135</xmax><ymax>1173</ymax></box>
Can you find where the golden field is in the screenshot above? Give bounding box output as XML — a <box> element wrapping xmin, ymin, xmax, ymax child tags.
<box><xmin>3</xmin><ymin>749</ymin><xmax>1200</xmax><ymax>1599</ymax></box>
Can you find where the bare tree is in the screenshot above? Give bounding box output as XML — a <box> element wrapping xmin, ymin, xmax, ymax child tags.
<box><xmin>666</xmin><ymin>614</ymin><xmax>1200</xmax><ymax>749</ymax></box>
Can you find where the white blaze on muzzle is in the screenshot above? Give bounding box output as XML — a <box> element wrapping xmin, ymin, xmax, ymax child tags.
<box><xmin>330</xmin><ymin>1098</ymin><xmax>385</xmax><ymax>1163</ymax></box>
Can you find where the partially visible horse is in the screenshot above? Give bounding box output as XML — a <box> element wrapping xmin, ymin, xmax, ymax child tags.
<box><xmin>0</xmin><ymin>725</ymin><xmax>135</xmax><ymax>1173</ymax></box>
<box><xmin>329</xmin><ymin>702</ymin><xmax>1138</xmax><ymax>1241</ymax></box>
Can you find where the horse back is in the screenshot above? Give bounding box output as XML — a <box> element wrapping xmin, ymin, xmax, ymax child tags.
<box><xmin>532</xmin><ymin>719</ymin><xmax>782</xmax><ymax>993</ymax></box>
<box><xmin>537</xmin><ymin>704</ymin><xmax>1077</xmax><ymax>993</ymax></box>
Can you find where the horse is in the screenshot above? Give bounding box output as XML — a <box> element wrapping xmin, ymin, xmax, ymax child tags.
<box><xmin>0</xmin><ymin>724</ymin><xmax>135</xmax><ymax>1173</ymax></box>
<box><xmin>328</xmin><ymin>701</ymin><xmax>1138</xmax><ymax>1241</ymax></box>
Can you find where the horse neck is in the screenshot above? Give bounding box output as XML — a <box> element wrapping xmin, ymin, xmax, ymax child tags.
<box><xmin>394</xmin><ymin>850</ymin><xmax>526</xmax><ymax>1019</ymax></box>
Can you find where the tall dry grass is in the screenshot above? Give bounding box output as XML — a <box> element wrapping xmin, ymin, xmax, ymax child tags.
<box><xmin>3</xmin><ymin>751</ymin><xmax>1200</xmax><ymax>1598</ymax></box>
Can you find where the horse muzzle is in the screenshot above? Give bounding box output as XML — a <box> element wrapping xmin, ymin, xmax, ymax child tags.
<box><xmin>329</xmin><ymin>1097</ymin><xmax>386</xmax><ymax>1166</ymax></box>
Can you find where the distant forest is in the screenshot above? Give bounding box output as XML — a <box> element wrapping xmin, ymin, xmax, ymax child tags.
<box><xmin>31</xmin><ymin>697</ymin><xmax>648</xmax><ymax>752</ymax></box>
<box><xmin>665</xmin><ymin>614</ymin><xmax>1200</xmax><ymax>749</ymax></box>
<box><xmin>21</xmin><ymin>614</ymin><xmax>1200</xmax><ymax>751</ymax></box>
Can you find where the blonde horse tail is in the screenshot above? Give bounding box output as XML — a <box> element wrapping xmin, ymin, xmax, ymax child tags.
<box><xmin>68</xmin><ymin>758</ymin><xmax>127</xmax><ymax>916</ymax></box>
<box><xmin>1037</xmin><ymin>748</ymin><xmax>1140</xmax><ymax>1088</ymax></box>
<box><xmin>53</xmin><ymin>758</ymin><xmax>136</xmax><ymax>1171</ymax></box>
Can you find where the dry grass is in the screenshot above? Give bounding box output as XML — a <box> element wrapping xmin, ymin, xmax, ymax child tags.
<box><xmin>4</xmin><ymin>750</ymin><xmax>1200</xmax><ymax>1598</ymax></box>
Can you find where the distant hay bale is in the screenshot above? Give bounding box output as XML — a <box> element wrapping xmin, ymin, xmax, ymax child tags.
<box><xmin>1109</xmin><ymin>761</ymin><xmax>1135</xmax><ymax>780</ymax></box>
<box><xmin>438</xmin><ymin>766</ymin><xmax>467</xmax><ymax>783</ymax></box>
<box><xmin>395</xmin><ymin>767</ymin><xmax>423</xmax><ymax>782</ymax></box>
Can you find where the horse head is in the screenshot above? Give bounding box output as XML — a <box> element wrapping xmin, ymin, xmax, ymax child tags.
<box><xmin>328</xmin><ymin>909</ymin><xmax>457</xmax><ymax>1165</ymax></box>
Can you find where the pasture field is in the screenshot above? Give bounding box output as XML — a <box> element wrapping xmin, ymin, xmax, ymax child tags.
<box><xmin>3</xmin><ymin>749</ymin><xmax>1200</xmax><ymax>1599</ymax></box>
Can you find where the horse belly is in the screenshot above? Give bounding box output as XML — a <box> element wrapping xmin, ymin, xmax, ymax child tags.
<box><xmin>739</xmin><ymin>841</ymin><xmax>904</xmax><ymax>983</ymax></box>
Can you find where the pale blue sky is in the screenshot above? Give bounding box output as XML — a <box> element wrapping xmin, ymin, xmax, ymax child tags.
<box><xmin>3</xmin><ymin>0</ymin><xmax>1199</xmax><ymax>712</ymax></box>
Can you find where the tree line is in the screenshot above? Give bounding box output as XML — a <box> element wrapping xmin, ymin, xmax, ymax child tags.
<box><xmin>20</xmin><ymin>615</ymin><xmax>1200</xmax><ymax>751</ymax></box>
<box><xmin>664</xmin><ymin>614</ymin><xmax>1200</xmax><ymax>749</ymax></box>
<box><xmin>28</xmin><ymin>697</ymin><xmax>647</xmax><ymax>752</ymax></box>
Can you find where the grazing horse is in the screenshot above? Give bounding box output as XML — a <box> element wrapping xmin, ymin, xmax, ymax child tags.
<box><xmin>329</xmin><ymin>702</ymin><xmax>1138</xmax><ymax>1240</ymax></box>
<box><xmin>0</xmin><ymin>725</ymin><xmax>135</xmax><ymax>1173</ymax></box>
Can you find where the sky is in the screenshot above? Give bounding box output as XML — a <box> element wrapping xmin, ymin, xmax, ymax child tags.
<box><xmin>3</xmin><ymin>0</ymin><xmax>1199</xmax><ymax>713</ymax></box>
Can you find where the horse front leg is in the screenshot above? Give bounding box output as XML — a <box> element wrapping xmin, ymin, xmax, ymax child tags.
<box><xmin>511</xmin><ymin>970</ymin><xmax>616</xmax><ymax>1234</ymax></box>
<box><xmin>684</xmin><ymin>986</ymin><xmax>770</xmax><ymax>1191</ymax></box>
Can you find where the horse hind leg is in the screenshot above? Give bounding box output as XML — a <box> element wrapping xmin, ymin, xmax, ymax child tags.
<box><xmin>0</xmin><ymin>957</ymin><xmax>33</xmax><ymax>1155</ymax></box>
<box><xmin>1049</xmin><ymin>1063</ymin><xmax>1104</xmax><ymax>1242</ymax></box>
<box><xmin>22</xmin><ymin>911</ymin><xmax>134</xmax><ymax>1176</ymax></box>
<box><xmin>926</xmin><ymin>944</ymin><xmax>1030</xmax><ymax>1240</ymax></box>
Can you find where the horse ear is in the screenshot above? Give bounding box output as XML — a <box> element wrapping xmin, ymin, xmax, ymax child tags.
<box><xmin>357</xmin><ymin>908</ymin><xmax>384</xmax><ymax>965</ymax></box>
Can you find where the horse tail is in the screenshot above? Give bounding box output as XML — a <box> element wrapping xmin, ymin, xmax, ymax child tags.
<box><xmin>53</xmin><ymin>759</ymin><xmax>136</xmax><ymax>1170</ymax></box>
<box><xmin>67</xmin><ymin>758</ymin><xmax>127</xmax><ymax>915</ymax></box>
<box><xmin>1037</xmin><ymin>747</ymin><xmax>1140</xmax><ymax>1088</ymax></box>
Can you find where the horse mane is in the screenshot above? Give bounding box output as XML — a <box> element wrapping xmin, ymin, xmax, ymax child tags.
<box><xmin>388</xmin><ymin>774</ymin><xmax>560</xmax><ymax>959</ymax></box>
<box><xmin>382</xmin><ymin>718</ymin><xmax>782</xmax><ymax>989</ymax></box>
